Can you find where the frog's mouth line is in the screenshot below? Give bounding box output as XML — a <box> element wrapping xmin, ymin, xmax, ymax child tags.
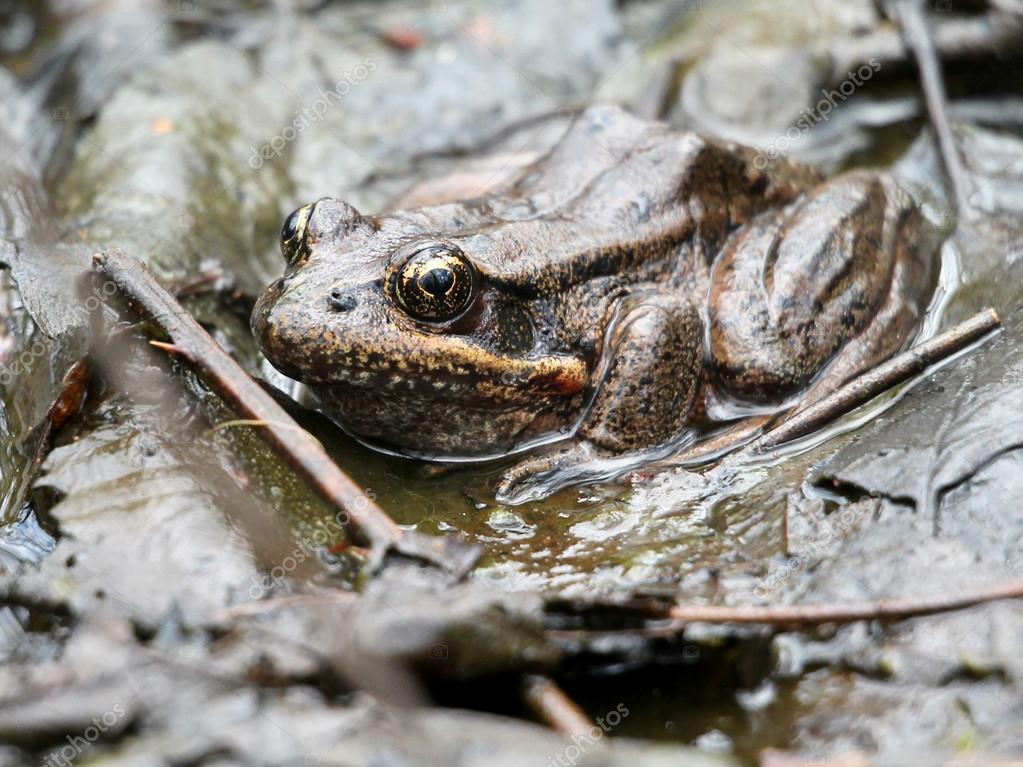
<box><xmin>300</xmin><ymin>351</ymin><xmax>589</xmax><ymax>401</ymax></box>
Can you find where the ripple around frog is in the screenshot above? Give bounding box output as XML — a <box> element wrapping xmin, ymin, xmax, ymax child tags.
<box><xmin>266</xmin><ymin>124</ymin><xmax>969</xmax><ymax>602</ymax></box>
<box><xmin>315</xmin><ymin>206</ymin><xmax>992</xmax><ymax>610</ymax></box>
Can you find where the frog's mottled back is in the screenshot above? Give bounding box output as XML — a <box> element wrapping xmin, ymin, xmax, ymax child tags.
<box><xmin>252</xmin><ymin>105</ymin><xmax>940</xmax><ymax>499</ymax></box>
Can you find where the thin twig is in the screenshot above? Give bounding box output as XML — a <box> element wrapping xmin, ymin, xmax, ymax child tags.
<box><xmin>93</xmin><ymin>249</ymin><xmax>480</xmax><ymax>576</ymax></box>
<box><xmin>664</xmin><ymin>577</ymin><xmax>1023</xmax><ymax>627</ymax></box>
<box><xmin>641</xmin><ymin>414</ymin><xmax>770</xmax><ymax>472</ymax></box>
<box><xmin>545</xmin><ymin>576</ymin><xmax>1023</xmax><ymax>640</ymax></box>
<box><xmin>758</xmin><ymin>308</ymin><xmax>1000</xmax><ymax>449</ymax></box>
<box><xmin>521</xmin><ymin>674</ymin><xmax>596</xmax><ymax>740</ymax></box>
<box><xmin>644</xmin><ymin>310</ymin><xmax>996</xmax><ymax>465</ymax></box>
<box><xmin>886</xmin><ymin>0</ymin><xmax>973</xmax><ymax>211</ymax></box>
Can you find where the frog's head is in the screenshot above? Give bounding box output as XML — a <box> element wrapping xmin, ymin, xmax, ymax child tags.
<box><xmin>251</xmin><ymin>198</ymin><xmax>587</xmax><ymax>458</ymax></box>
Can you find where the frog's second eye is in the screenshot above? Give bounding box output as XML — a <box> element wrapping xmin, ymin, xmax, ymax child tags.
<box><xmin>280</xmin><ymin>204</ymin><xmax>313</xmax><ymax>265</ymax></box>
<box><xmin>394</xmin><ymin>245</ymin><xmax>476</xmax><ymax>322</ymax></box>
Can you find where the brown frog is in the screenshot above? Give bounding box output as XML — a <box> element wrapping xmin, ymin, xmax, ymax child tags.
<box><xmin>251</xmin><ymin>106</ymin><xmax>941</xmax><ymax>502</ymax></box>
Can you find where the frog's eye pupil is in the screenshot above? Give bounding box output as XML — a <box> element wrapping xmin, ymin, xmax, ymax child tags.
<box><xmin>280</xmin><ymin>203</ymin><xmax>313</xmax><ymax>266</ymax></box>
<box><xmin>393</xmin><ymin>245</ymin><xmax>476</xmax><ymax>322</ymax></box>
<box><xmin>282</xmin><ymin>209</ymin><xmax>301</xmax><ymax>242</ymax></box>
<box><xmin>419</xmin><ymin>267</ymin><xmax>454</xmax><ymax>297</ymax></box>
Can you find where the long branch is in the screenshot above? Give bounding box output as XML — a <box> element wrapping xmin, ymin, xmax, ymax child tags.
<box><xmin>93</xmin><ymin>249</ymin><xmax>480</xmax><ymax>575</ymax></box>
<box><xmin>886</xmin><ymin>0</ymin><xmax>973</xmax><ymax>211</ymax></box>
<box><xmin>665</xmin><ymin>577</ymin><xmax>1023</xmax><ymax>627</ymax></box>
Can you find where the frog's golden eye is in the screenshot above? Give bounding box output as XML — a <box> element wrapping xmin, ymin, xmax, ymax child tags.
<box><xmin>394</xmin><ymin>245</ymin><xmax>476</xmax><ymax>322</ymax></box>
<box><xmin>280</xmin><ymin>204</ymin><xmax>313</xmax><ymax>265</ymax></box>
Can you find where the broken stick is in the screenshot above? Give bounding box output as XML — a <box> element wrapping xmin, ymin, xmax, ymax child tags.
<box><xmin>886</xmin><ymin>0</ymin><xmax>973</xmax><ymax>211</ymax></box>
<box><xmin>759</xmin><ymin>308</ymin><xmax>1000</xmax><ymax>449</ymax></box>
<box><xmin>522</xmin><ymin>674</ymin><xmax>597</xmax><ymax>740</ymax></box>
<box><xmin>93</xmin><ymin>249</ymin><xmax>480</xmax><ymax>576</ymax></box>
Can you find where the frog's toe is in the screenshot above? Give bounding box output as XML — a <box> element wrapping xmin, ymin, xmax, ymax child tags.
<box><xmin>494</xmin><ymin>442</ymin><xmax>599</xmax><ymax>505</ymax></box>
<box><xmin>494</xmin><ymin>438</ymin><xmax>689</xmax><ymax>504</ymax></box>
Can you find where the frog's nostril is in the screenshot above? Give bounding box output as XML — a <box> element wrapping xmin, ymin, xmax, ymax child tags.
<box><xmin>329</xmin><ymin>288</ymin><xmax>357</xmax><ymax>312</ymax></box>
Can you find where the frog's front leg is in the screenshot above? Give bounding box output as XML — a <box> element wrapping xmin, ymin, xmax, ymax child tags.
<box><xmin>495</xmin><ymin>292</ymin><xmax>703</xmax><ymax>504</ymax></box>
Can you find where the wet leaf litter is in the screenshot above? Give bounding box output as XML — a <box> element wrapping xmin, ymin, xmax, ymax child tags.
<box><xmin>1</xmin><ymin>1</ymin><xmax>1023</xmax><ymax>765</ymax></box>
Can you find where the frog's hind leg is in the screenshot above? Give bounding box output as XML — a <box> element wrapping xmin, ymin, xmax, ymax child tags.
<box><xmin>708</xmin><ymin>170</ymin><xmax>940</xmax><ymax>409</ymax></box>
<box><xmin>788</xmin><ymin>248</ymin><xmax>933</xmax><ymax>412</ymax></box>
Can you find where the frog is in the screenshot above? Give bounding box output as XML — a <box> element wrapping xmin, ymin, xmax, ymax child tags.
<box><xmin>251</xmin><ymin>105</ymin><xmax>941</xmax><ymax>503</ymax></box>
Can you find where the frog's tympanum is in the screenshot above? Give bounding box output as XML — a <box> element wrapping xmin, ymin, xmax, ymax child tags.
<box><xmin>252</xmin><ymin>106</ymin><xmax>941</xmax><ymax>502</ymax></box>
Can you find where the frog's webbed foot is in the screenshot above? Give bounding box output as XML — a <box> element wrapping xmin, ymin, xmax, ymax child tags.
<box><xmin>494</xmin><ymin>435</ymin><xmax>697</xmax><ymax>504</ymax></box>
<box><xmin>494</xmin><ymin>441</ymin><xmax>600</xmax><ymax>504</ymax></box>
<box><xmin>496</xmin><ymin>291</ymin><xmax>704</xmax><ymax>503</ymax></box>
